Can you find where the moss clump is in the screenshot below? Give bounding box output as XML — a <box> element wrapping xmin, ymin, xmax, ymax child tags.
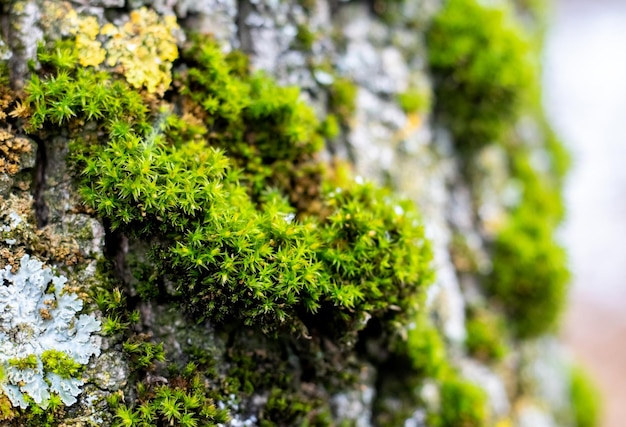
<box><xmin>328</xmin><ymin>77</ymin><xmax>358</xmax><ymax>127</ymax></box>
<box><xmin>485</xmin><ymin>142</ymin><xmax>569</xmax><ymax>338</ymax></box>
<box><xmin>179</xmin><ymin>36</ymin><xmax>324</xmax><ymax>211</ymax></box>
<box><xmin>570</xmin><ymin>366</ymin><xmax>602</xmax><ymax>427</ymax></box>
<box><xmin>485</xmin><ymin>207</ymin><xmax>568</xmax><ymax>338</ymax></box>
<box><xmin>7</xmin><ymin>354</ymin><xmax>38</xmax><ymax>370</ymax></box>
<box><xmin>294</xmin><ymin>24</ymin><xmax>316</xmax><ymax>51</ymax></box>
<box><xmin>23</xmin><ymin>20</ymin><xmax>436</xmax><ymax>425</ymax></box>
<box><xmin>40</xmin><ymin>350</ymin><xmax>84</xmax><ymax>379</ymax></box>
<box><xmin>376</xmin><ymin>313</ymin><xmax>489</xmax><ymax>427</ymax></box>
<box><xmin>427</xmin><ymin>0</ymin><xmax>535</xmax><ymax>150</ymax></box>
<box><xmin>464</xmin><ymin>307</ymin><xmax>508</xmax><ymax>363</ymax></box>
<box><xmin>26</xmin><ymin>37</ymin><xmax>432</xmax><ymax>342</ymax></box>
<box><xmin>404</xmin><ymin>313</ymin><xmax>447</xmax><ymax>379</ymax></box>
<box><xmin>397</xmin><ymin>86</ymin><xmax>431</xmax><ymax>116</ymax></box>
<box><xmin>429</xmin><ymin>374</ymin><xmax>489</xmax><ymax>427</ymax></box>
<box><xmin>110</xmin><ymin>366</ymin><xmax>230</xmax><ymax>427</ymax></box>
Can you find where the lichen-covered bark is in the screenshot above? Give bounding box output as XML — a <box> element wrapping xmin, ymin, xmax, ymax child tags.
<box><xmin>0</xmin><ymin>0</ymin><xmax>591</xmax><ymax>426</ymax></box>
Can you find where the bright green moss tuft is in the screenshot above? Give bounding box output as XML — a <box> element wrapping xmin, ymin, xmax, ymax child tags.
<box><xmin>8</xmin><ymin>355</ymin><xmax>38</xmax><ymax>370</ymax></box>
<box><xmin>26</xmin><ymin>38</ymin><xmax>433</xmax><ymax>342</ymax></box>
<box><xmin>570</xmin><ymin>366</ymin><xmax>602</xmax><ymax>427</ymax></box>
<box><xmin>485</xmin><ymin>207</ymin><xmax>569</xmax><ymax>338</ymax></box>
<box><xmin>180</xmin><ymin>36</ymin><xmax>324</xmax><ymax>208</ymax></box>
<box><xmin>294</xmin><ymin>24</ymin><xmax>316</xmax><ymax>51</ymax></box>
<box><xmin>328</xmin><ymin>77</ymin><xmax>358</xmax><ymax>127</ymax></box>
<box><xmin>464</xmin><ymin>307</ymin><xmax>508</xmax><ymax>363</ymax></box>
<box><xmin>429</xmin><ymin>374</ymin><xmax>489</xmax><ymax>427</ymax></box>
<box><xmin>485</xmin><ymin>143</ymin><xmax>570</xmax><ymax>338</ymax></box>
<box><xmin>397</xmin><ymin>87</ymin><xmax>431</xmax><ymax>115</ymax></box>
<box><xmin>40</xmin><ymin>350</ymin><xmax>84</xmax><ymax>379</ymax></box>
<box><xmin>110</xmin><ymin>367</ymin><xmax>230</xmax><ymax>427</ymax></box>
<box><xmin>404</xmin><ymin>313</ymin><xmax>447</xmax><ymax>379</ymax></box>
<box><xmin>427</xmin><ymin>0</ymin><xmax>535</xmax><ymax>150</ymax></box>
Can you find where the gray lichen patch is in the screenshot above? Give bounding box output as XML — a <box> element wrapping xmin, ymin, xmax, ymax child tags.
<box><xmin>0</xmin><ymin>255</ymin><xmax>101</xmax><ymax>409</ymax></box>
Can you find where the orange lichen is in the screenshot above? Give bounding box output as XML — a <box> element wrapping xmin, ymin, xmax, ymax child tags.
<box><xmin>0</xmin><ymin>129</ymin><xmax>32</xmax><ymax>175</ymax></box>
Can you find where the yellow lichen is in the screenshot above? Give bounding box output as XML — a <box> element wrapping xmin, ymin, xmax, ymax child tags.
<box><xmin>43</xmin><ymin>3</ymin><xmax>179</xmax><ymax>94</ymax></box>
<box><xmin>75</xmin><ymin>16</ymin><xmax>106</xmax><ymax>67</ymax></box>
<box><xmin>101</xmin><ymin>8</ymin><xmax>179</xmax><ymax>95</ymax></box>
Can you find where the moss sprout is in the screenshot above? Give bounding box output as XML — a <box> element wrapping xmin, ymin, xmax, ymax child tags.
<box><xmin>485</xmin><ymin>141</ymin><xmax>570</xmax><ymax>338</ymax></box>
<box><xmin>570</xmin><ymin>366</ymin><xmax>602</xmax><ymax>427</ymax></box>
<box><xmin>328</xmin><ymin>77</ymin><xmax>358</xmax><ymax>128</ymax></box>
<box><xmin>427</xmin><ymin>0</ymin><xmax>535</xmax><ymax>151</ymax></box>
<box><xmin>404</xmin><ymin>313</ymin><xmax>447</xmax><ymax>379</ymax></box>
<box><xmin>484</xmin><ymin>206</ymin><xmax>569</xmax><ymax>338</ymax></box>
<box><xmin>110</xmin><ymin>366</ymin><xmax>230</xmax><ymax>427</ymax></box>
<box><xmin>294</xmin><ymin>24</ymin><xmax>316</xmax><ymax>51</ymax></box>
<box><xmin>397</xmin><ymin>86</ymin><xmax>431</xmax><ymax>116</ymax></box>
<box><xmin>464</xmin><ymin>307</ymin><xmax>508</xmax><ymax>363</ymax></box>
<box><xmin>429</xmin><ymin>374</ymin><xmax>489</xmax><ymax>427</ymax></box>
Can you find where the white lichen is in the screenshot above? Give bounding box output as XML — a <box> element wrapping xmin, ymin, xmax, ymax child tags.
<box><xmin>0</xmin><ymin>255</ymin><xmax>101</xmax><ymax>409</ymax></box>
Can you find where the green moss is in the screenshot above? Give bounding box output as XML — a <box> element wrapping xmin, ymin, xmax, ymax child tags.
<box><xmin>404</xmin><ymin>313</ymin><xmax>447</xmax><ymax>379</ymax></box>
<box><xmin>24</xmin><ymin>27</ymin><xmax>437</xmax><ymax>426</ymax></box>
<box><xmin>376</xmin><ymin>312</ymin><xmax>490</xmax><ymax>426</ymax></box>
<box><xmin>294</xmin><ymin>24</ymin><xmax>316</xmax><ymax>51</ymax></box>
<box><xmin>328</xmin><ymin>77</ymin><xmax>358</xmax><ymax>127</ymax></box>
<box><xmin>179</xmin><ymin>36</ymin><xmax>325</xmax><ymax>208</ymax></box>
<box><xmin>571</xmin><ymin>366</ymin><xmax>602</xmax><ymax>427</ymax></box>
<box><xmin>40</xmin><ymin>350</ymin><xmax>84</xmax><ymax>379</ymax></box>
<box><xmin>429</xmin><ymin>374</ymin><xmax>489</xmax><ymax>427</ymax></box>
<box><xmin>464</xmin><ymin>307</ymin><xmax>508</xmax><ymax>363</ymax></box>
<box><xmin>397</xmin><ymin>86</ymin><xmax>430</xmax><ymax>115</ymax></box>
<box><xmin>110</xmin><ymin>366</ymin><xmax>230</xmax><ymax>427</ymax></box>
<box><xmin>122</xmin><ymin>340</ymin><xmax>166</xmax><ymax>370</ymax></box>
<box><xmin>26</xmin><ymin>34</ymin><xmax>432</xmax><ymax>344</ymax></box>
<box><xmin>427</xmin><ymin>0</ymin><xmax>535</xmax><ymax>151</ymax></box>
<box><xmin>485</xmin><ymin>207</ymin><xmax>568</xmax><ymax>338</ymax></box>
<box><xmin>259</xmin><ymin>388</ymin><xmax>330</xmax><ymax>427</ymax></box>
<box><xmin>485</xmin><ymin>141</ymin><xmax>570</xmax><ymax>338</ymax></box>
<box><xmin>319</xmin><ymin>114</ymin><xmax>340</xmax><ymax>140</ymax></box>
<box><xmin>8</xmin><ymin>354</ymin><xmax>38</xmax><ymax>370</ymax></box>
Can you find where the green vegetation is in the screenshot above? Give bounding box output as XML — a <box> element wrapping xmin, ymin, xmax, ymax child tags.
<box><xmin>570</xmin><ymin>366</ymin><xmax>602</xmax><ymax>427</ymax></box>
<box><xmin>429</xmin><ymin>375</ymin><xmax>489</xmax><ymax>427</ymax></box>
<box><xmin>11</xmin><ymin>2</ymin><xmax>579</xmax><ymax>424</ymax></box>
<box><xmin>404</xmin><ymin>313</ymin><xmax>447</xmax><ymax>379</ymax></box>
<box><xmin>180</xmin><ymin>36</ymin><xmax>324</xmax><ymax>209</ymax></box>
<box><xmin>427</xmin><ymin>0</ymin><xmax>535</xmax><ymax>151</ymax></box>
<box><xmin>328</xmin><ymin>77</ymin><xmax>358</xmax><ymax>127</ymax></box>
<box><xmin>24</xmin><ymin>37</ymin><xmax>433</xmax><ymax>340</ymax></box>
<box><xmin>375</xmin><ymin>313</ymin><xmax>489</xmax><ymax>427</ymax></box>
<box><xmin>4</xmin><ymin>394</ymin><xmax>65</xmax><ymax>427</ymax></box>
<box><xmin>110</xmin><ymin>366</ymin><xmax>230</xmax><ymax>427</ymax></box>
<box><xmin>426</xmin><ymin>0</ymin><xmax>571</xmax><ymax>338</ymax></box>
<box><xmin>20</xmin><ymin>31</ymin><xmax>435</xmax><ymax>424</ymax></box>
<box><xmin>397</xmin><ymin>86</ymin><xmax>431</xmax><ymax>115</ymax></box>
<box><xmin>464</xmin><ymin>307</ymin><xmax>508</xmax><ymax>363</ymax></box>
<box><xmin>485</xmin><ymin>142</ymin><xmax>570</xmax><ymax>338</ymax></box>
<box><xmin>294</xmin><ymin>24</ymin><xmax>316</xmax><ymax>51</ymax></box>
<box><xmin>8</xmin><ymin>355</ymin><xmax>38</xmax><ymax>370</ymax></box>
<box><xmin>40</xmin><ymin>350</ymin><xmax>84</xmax><ymax>379</ymax></box>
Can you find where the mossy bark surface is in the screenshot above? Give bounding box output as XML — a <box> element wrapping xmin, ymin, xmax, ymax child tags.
<box><xmin>0</xmin><ymin>0</ymin><xmax>592</xmax><ymax>426</ymax></box>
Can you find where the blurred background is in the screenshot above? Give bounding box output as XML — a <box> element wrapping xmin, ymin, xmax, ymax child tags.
<box><xmin>544</xmin><ymin>0</ymin><xmax>626</xmax><ymax>426</ymax></box>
